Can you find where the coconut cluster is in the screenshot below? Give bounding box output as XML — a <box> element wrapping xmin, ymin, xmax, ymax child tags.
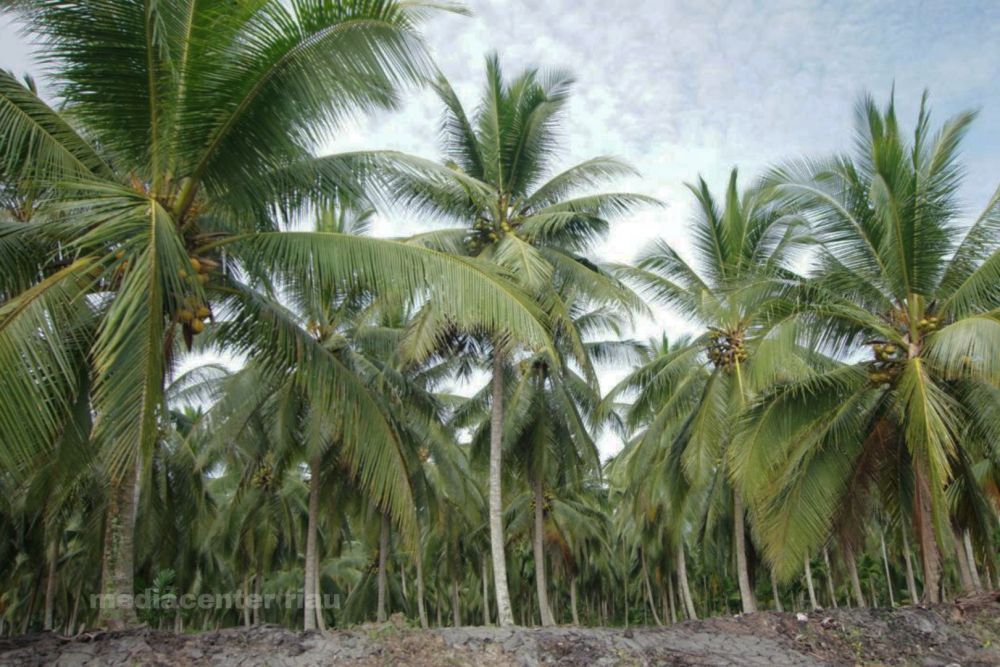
<box><xmin>465</xmin><ymin>218</ymin><xmax>515</xmax><ymax>254</ymax></box>
<box><xmin>251</xmin><ymin>453</ymin><xmax>277</xmax><ymax>491</ymax></box>
<box><xmin>306</xmin><ymin>320</ymin><xmax>334</xmax><ymax>342</ymax></box>
<box><xmin>530</xmin><ymin>490</ymin><xmax>555</xmax><ymax>513</ymax></box>
<box><xmin>175</xmin><ymin>256</ymin><xmax>215</xmax><ymax>338</ymax></box>
<box><xmin>868</xmin><ymin>342</ymin><xmax>903</xmax><ymax>385</ymax></box>
<box><xmin>706</xmin><ymin>329</ymin><xmax>747</xmax><ymax>370</ymax></box>
<box><xmin>917</xmin><ymin>314</ymin><xmax>942</xmax><ymax>332</ymax></box>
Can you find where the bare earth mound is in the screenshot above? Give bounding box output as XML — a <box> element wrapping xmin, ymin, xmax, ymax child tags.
<box><xmin>2</xmin><ymin>592</ymin><xmax>998</xmax><ymax>666</ymax></box>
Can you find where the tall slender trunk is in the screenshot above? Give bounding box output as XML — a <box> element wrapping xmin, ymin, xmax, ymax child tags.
<box><xmin>98</xmin><ymin>459</ymin><xmax>140</xmax><ymax>629</ymax></box>
<box><xmin>666</xmin><ymin>573</ymin><xmax>677</xmax><ymax>623</ymax></box>
<box><xmin>640</xmin><ymin>548</ymin><xmax>663</xmax><ymax>626</ymax></box>
<box><xmin>482</xmin><ymin>559</ymin><xmax>491</xmax><ymax>625</ymax></box>
<box><xmin>242</xmin><ymin>574</ymin><xmax>251</xmax><ymax>628</ymax></box>
<box><xmin>377</xmin><ymin>513</ymin><xmax>389</xmax><ymax>622</ymax></box>
<box><xmin>913</xmin><ymin>462</ymin><xmax>941</xmax><ymax>603</ymax></box>
<box><xmin>570</xmin><ymin>576</ymin><xmax>580</xmax><ymax>625</ymax></box>
<box><xmin>963</xmin><ymin>530</ymin><xmax>982</xmax><ymax>591</ymax></box>
<box><xmin>733</xmin><ymin>490</ymin><xmax>756</xmax><ymax>613</ymax></box>
<box><xmin>415</xmin><ymin>547</ymin><xmax>428</xmax><ymax>629</ymax></box>
<box><xmin>44</xmin><ymin>536</ymin><xmax>59</xmax><ymax>631</ymax></box>
<box><xmin>845</xmin><ymin>547</ymin><xmax>866</xmax><ymax>608</ymax></box>
<box><xmin>67</xmin><ymin>581</ymin><xmax>82</xmax><ymax>636</ymax></box>
<box><xmin>253</xmin><ymin>569</ymin><xmax>262</xmax><ymax>625</ymax></box>
<box><xmin>489</xmin><ymin>349</ymin><xmax>514</xmax><ymax>626</ymax></box>
<box><xmin>953</xmin><ymin>528</ymin><xmax>975</xmax><ymax>594</ymax></box>
<box><xmin>315</xmin><ymin>566</ymin><xmax>327</xmax><ymax>632</ymax></box>
<box><xmin>804</xmin><ymin>556</ymin><xmax>819</xmax><ymax>610</ymax></box>
<box><xmin>531</xmin><ymin>477</ymin><xmax>555</xmax><ymax>626</ymax></box>
<box><xmin>676</xmin><ymin>542</ymin><xmax>697</xmax><ymax>620</ymax></box>
<box><xmin>624</xmin><ymin>573</ymin><xmax>630</xmax><ymax>628</ymax></box>
<box><xmin>902</xmin><ymin>528</ymin><xmax>919</xmax><ymax>603</ymax></box>
<box><xmin>450</xmin><ymin>574</ymin><xmax>462</xmax><ymax>627</ymax></box>
<box><xmin>303</xmin><ymin>457</ymin><xmax>321</xmax><ymax>631</ymax></box>
<box><xmin>770</xmin><ymin>572</ymin><xmax>783</xmax><ymax>612</ymax></box>
<box><xmin>401</xmin><ymin>556</ymin><xmax>408</xmax><ymax>601</ymax></box>
<box><xmin>879</xmin><ymin>529</ymin><xmax>896</xmax><ymax>606</ymax></box>
<box><xmin>435</xmin><ymin>588</ymin><xmax>442</xmax><ymax>627</ymax></box>
<box><xmin>823</xmin><ymin>547</ymin><xmax>838</xmax><ymax>608</ymax></box>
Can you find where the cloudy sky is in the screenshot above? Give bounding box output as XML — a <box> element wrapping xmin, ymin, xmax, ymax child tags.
<box><xmin>3</xmin><ymin>1</ymin><xmax>1000</xmax><ymax>454</ymax></box>
<box><xmin>335</xmin><ymin>0</ymin><xmax>1000</xmax><ymax>334</ymax></box>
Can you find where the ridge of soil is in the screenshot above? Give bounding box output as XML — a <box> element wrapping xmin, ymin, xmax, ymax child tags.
<box><xmin>1</xmin><ymin>591</ymin><xmax>998</xmax><ymax>666</ymax></box>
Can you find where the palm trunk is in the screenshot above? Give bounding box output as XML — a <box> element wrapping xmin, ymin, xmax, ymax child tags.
<box><xmin>570</xmin><ymin>576</ymin><xmax>580</xmax><ymax>625</ymax></box>
<box><xmin>489</xmin><ymin>349</ymin><xmax>515</xmax><ymax>626</ymax></box>
<box><xmin>377</xmin><ymin>513</ymin><xmax>389</xmax><ymax>622</ymax></box>
<box><xmin>846</xmin><ymin>547</ymin><xmax>866</xmax><ymax>608</ymax></box>
<box><xmin>963</xmin><ymin>530</ymin><xmax>982</xmax><ymax>591</ymax></box>
<box><xmin>804</xmin><ymin>556</ymin><xmax>819</xmax><ymax>610</ymax></box>
<box><xmin>98</xmin><ymin>460</ymin><xmax>140</xmax><ymax>629</ymax></box>
<box><xmin>879</xmin><ymin>529</ymin><xmax>896</xmax><ymax>606</ymax></box>
<box><xmin>415</xmin><ymin>547</ymin><xmax>428</xmax><ymax>629</ymax></box>
<box><xmin>531</xmin><ymin>477</ymin><xmax>555</xmax><ymax>626</ymax></box>
<box><xmin>67</xmin><ymin>581</ymin><xmax>82</xmax><ymax>635</ymax></box>
<box><xmin>640</xmin><ymin>548</ymin><xmax>663</xmax><ymax>626</ymax></box>
<box><xmin>400</xmin><ymin>556</ymin><xmax>408</xmax><ymax>601</ymax></box>
<box><xmin>733</xmin><ymin>489</ymin><xmax>756</xmax><ymax>613</ymax></box>
<box><xmin>823</xmin><ymin>547</ymin><xmax>838</xmax><ymax>608</ymax></box>
<box><xmin>482</xmin><ymin>559</ymin><xmax>491</xmax><ymax>625</ymax></box>
<box><xmin>953</xmin><ymin>528</ymin><xmax>975</xmax><ymax>594</ymax></box>
<box><xmin>665</xmin><ymin>572</ymin><xmax>677</xmax><ymax>623</ymax></box>
<box><xmin>303</xmin><ymin>457</ymin><xmax>321</xmax><ymax>631</ymax></box>
<box><xmin>770</xmin><ymin>572</ymin><xmax>783</xmax><ymax>612</ymax></box>
<box><xmin>435</xmin><ymin>588</ymin><xmax>442</xmax><ymax>627</ymax></box>
<box><xmin>913</xmin><ymin>462</ymin><xmax>941</xmax><ymax>603</ymax></box>
<box><xmin>450</xmin><ymin>574</ymin><xmax>462</xmax><ymax>627</ymax></box>
<box><xmin>676</xmin><ymin>542</ymin><xmax>698</xmax><ymax>620</ymax></box>
<box><xmin>242</xmin><ymin>574</ymin><xmax>251</xmax><ymax>628</ymax></box>
<box><xmin>902</xmin><ymin>528</ymin><xmax>919</xmax><ymax>603</ymax></box>
<box><xmin>315</xmin><ymin>566</ymin><xmax>327</xmax><ymax>632</ymax></box>
<box><xmin>44</xmin><ymin>536</ymin><xmax>59</xmax><ymax>631</ymax></box>
<box><xmin>253</xmin><ymin>569</ymin><xmax>262</xmax><ymax>625</ymax></box>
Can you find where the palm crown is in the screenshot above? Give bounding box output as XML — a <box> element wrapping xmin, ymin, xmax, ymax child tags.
<box><xmin>736</xmin><ymin>94</ymin><xmax>1000</xmax><ymax>597</ymax></box>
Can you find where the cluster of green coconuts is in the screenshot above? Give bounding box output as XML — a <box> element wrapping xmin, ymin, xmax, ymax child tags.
<box><xmin>868</xmin><ymin>314</ymin><xmax>942</xmax><ymax>385</ymax></box>
<box><xmin>466</xmin><ymin>219</ymin><xmax>515</xmax><ymax>253</ymax></box>
<box><xmin>175</xmin><ymin>257</ymin><xmax>214</xmax><ymax>335</ymax></box>
<box><xmin>251</xmin><ymin>453</ymin><xmax>277</xmax><ymax>491</ymax></box>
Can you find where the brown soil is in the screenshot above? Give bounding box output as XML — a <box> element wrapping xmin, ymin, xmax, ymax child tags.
<box><xmin>1</xmin><ymin>591</ymin><xmax>998</xmax><ymax>666</ymax></box>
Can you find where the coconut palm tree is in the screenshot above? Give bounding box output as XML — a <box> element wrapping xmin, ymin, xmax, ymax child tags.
<box><xmin>609</xmin><ymin>171</ymin><xmax>812</xmax><ymax>613</ymax></box>
<box><xmin>738</xmin><ymin>92</ymin><xmax>1000</xmax><ymax>602</ymax></box>
<box><xmin>455</xmin><ymin>300</ymin><xmax>639</xmax><ymax>624</ymax></box>
<box><xmin>0</xmin><ymin>1</ymin><xmax>553</xmax><ymax>628</ymax></box>
<box><xmin>380</xmin><ymin>53</ymin><xmax>655</xmax><ymax>625</ymax></box>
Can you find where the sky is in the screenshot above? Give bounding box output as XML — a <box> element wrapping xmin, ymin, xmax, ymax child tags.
<box><xmin>3</xmin><ymin>1</ymin><xmax>1000</xmax><ymax>456</ymax></box>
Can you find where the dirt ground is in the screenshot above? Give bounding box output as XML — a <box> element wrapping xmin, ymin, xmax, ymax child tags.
<box><xmin>1</xmin><ymin>591</ymin><xmax>998</xmax><ymax>666</ymax></box>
